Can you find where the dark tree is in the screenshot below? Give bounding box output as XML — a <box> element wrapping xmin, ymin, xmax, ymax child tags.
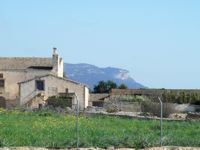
<box><xmin>93</xmin><ymin>80</ymin><xmax>117</xmax><ymax>93</ymax></box>
<box><xmin>93</xmin><ymin>81</ymin><xmax>107</xmax><ymax>93</ymax></box>
<box><xmin>118</xmin><ymin>83</ymin><xmax>128</xmax><ymax>89</ymax></box>
<box><xmin>106</xmin><ymin>80</ymin><xmax>117</xmax><ymax>92</ymax></box>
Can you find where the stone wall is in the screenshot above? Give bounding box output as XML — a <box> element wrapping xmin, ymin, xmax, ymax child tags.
<box><xmin>117</xmin><ymin>101</ymin><xmax>142</xmax><ymax>112</ymax></box>
<box><xmin>174</xmin><ymin>104</ymin><xmax>200</xmax><ymax>112</ymax></box>
<box><xmin>104</xmin><ymin>100</ymin><xmax>142</xmax><ymax>112</ymax></box>
<box><xmin>0</xmin><ymin>69</ymin><xmax>53</xmax><ymax>107</ymax></box>
<box><xmin>103</xmin><ymin>98</ymin><xmax>200</xmax><ymax>114</ymax></box>
<box><xmin>19</xmin><ymin>75</ymin><xmax>89</xmax><ymax>110</ymax></box>
<box><xmin>19</xmin><ymin>78</ymin><xmax>39</xmax><ymax>106</ymax></box>
<box><xmin>0</xmin><ymin>49</ymin><xmax>65</xmax><ymax>108</ymax></box>
<box><xmin>111</xmin><ymin>89</ymin><xmax>200</xmax><ymax>96</ymax></box>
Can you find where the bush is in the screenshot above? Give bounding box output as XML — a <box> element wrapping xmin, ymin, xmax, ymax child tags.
<box><xmin>141</xmin><ymin>101</ymin><xmax>177</xmax><ymax>117</ymax></box>
<box><xmin>106</xmin><ymin>105</ymin><xmax>119</xmax><ymax>113</ymax></box>
<box><xmin>47</xmin><ymin>96</ymin><xmax>72</xmax><ymax>108</ymax></box>
<box><xmin>161</xmin><ymin>91</ymin><xmax>200</xmax><ymax>104</ymax></box>
<box><xmin>117</xmin><ymin>95</ymin><xmax>147</xmax><ymax>103</ymax></box>
<box><xmin>38</xmin><ymin>112</ymin><xmax>53</xmax><ymax>117</ymax></box>
<box><xmin>0</xmin><ymin>108</ymin><xmax>6</xmax><ymax>114</ymax></box>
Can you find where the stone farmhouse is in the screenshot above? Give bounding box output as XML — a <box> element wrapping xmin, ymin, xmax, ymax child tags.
<box><xmin>0</xmin><ymin>48</ymin><xmax>89</xmax><ymax>110</ymax></box>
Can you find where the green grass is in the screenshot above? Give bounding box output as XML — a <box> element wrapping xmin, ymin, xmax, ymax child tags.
<box><xmin>0</xmin><ymin>109</ymin><xmax>200</xmax><ymax>148</ymax></box>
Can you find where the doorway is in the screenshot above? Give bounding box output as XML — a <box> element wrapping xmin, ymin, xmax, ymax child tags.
<box><xmin>0</xmin><ymin>97</ymin><xmax>6</xmax><ymax>108</ymax></box>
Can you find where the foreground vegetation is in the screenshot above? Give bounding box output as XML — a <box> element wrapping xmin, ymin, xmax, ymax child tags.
<box><xmin>0</xmin><ymin>109</ymin><xmax>200</xmax><ymax>148</ymax></box>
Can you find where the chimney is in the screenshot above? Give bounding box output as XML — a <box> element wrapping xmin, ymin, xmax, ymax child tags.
<box><xmin>52</xmin><ymin>47</ymin><xmax>64</xmax><ymax>78</ymax></box>
<box><xmin>52</xmin><ymin>47</ymin><xmax>58</xmax><ymax>64</ymax></box>
<box><xmin>53</xmin><ymin>47</ymin><xmax>57</xmax><ymax>55</ymax></box>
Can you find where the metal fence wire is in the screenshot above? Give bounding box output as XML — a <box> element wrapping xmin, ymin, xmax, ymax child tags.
<box><xmin>73</xmin><ymin>96</ymin><xmax>200</xmax><ymax>148</ymax></box>
<box><xmin>74</xmin><ymin>96</ymin><xmax>163</xmax><ymax>148</ymax></box>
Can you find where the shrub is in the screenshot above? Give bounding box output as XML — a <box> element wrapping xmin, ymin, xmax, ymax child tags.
<box><xmin>141</xmin><ymin>101</ymin><xmax>177</xmax><ymax>117</ymax></box>
<box><xmin>117</xmin><ymin>95</ymin><xmax>147</xmax><ymax>103</ymax></box>
<box><xmin>38</xmin><ymin>112</ymin><xmax>53</xmax><ymax>117</ymax></box>
<box><xmin>0</xmin><ymin>108</ymin><xmax>6</xmax><ymax>114</ymax></box>
<box><xmin>46</xmin><ymin>96</ymin><xmax>72</xmax><ymax>108</ymax></box>
<box><xmin>161</xmin><ymin>91</ymin><xmax>200</xmax><ymax>104</ymax></box>
<box><xmin>106</xmin><ymin>105</ymin><xmax>119</xmax><ymax>113</ymax></box>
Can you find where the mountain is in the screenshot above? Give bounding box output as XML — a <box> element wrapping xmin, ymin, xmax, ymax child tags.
<box><xmin>64</xmin><ymin>63</ymin><xmax>145</xmax><ymax>89</ymax></box>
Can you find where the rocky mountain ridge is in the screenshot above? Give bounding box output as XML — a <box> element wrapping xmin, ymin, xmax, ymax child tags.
<box><xmin>64</xmin><ymin>63</ymin><xmax>145</xmax><ymax>89</ymax></box>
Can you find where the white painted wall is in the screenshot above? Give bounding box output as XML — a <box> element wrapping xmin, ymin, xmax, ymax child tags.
<box><xmin>19</xmin><ymin>75</ymin><xmax>88</xmax><ymax>110</ymax></box>
<box><xmin>19</xmin><ymin>79</ymin><xmax>38</xmax><ymax>105</ymax></box>
<box><xmin>58</xmin><ymin>58</ymin><xmax>64</xmax><ymax>78</ymax></box>
<box><xmin>52</xmin><ymin>50</ymin><xmax>63</xmax><ymax>78</ymax></box>
<box><xmin>84</xmin><ymin>86</ymin><xmax>89</xmax><ymax>108</ymax></box>
<box><xmin>0</xmin><ymin>69</ymin><xmax>53</xmax><ymax>101</ymax></box>
<box><xmin>0</xmin><ymin>49</ymin><xmax>77</xmax><ymax>108</ymax></box>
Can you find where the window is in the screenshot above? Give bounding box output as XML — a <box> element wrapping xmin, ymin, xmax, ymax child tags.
<box><xmin>0</xmin><ymin>80</ymin><xmax>4</xmax><ymax>88</ymax></box>
<box><xmin>0</xmin><ymin>74</ymin><xmax>3</xmax><ymax>78</ymax></box>
<box><xmin>36</xmin><ymin>80</ymin><xmax>44</xmax><ymax>91</ymax></box>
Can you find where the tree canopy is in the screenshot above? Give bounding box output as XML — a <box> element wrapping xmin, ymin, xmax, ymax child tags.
<box><xmin>93</xmin><ymin>80</ymin><xmax>128</xmax><ymax>93</ymax></box>
<box><xmin>118</xmin><ymin>83</ymin><xmax>128</xmax><ymax>89</ymax></box>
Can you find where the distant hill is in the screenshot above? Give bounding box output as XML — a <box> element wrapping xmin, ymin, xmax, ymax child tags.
<box><xmin>64</xmin><ymin>63</ymin><xmax>145</xmax><ymax>89</ymax></box>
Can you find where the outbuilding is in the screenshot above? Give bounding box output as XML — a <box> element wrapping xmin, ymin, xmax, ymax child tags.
<box><xmin>18</xmin><ymin>74</ymin><xmax>89</xmax><ymax>110</ymax></box>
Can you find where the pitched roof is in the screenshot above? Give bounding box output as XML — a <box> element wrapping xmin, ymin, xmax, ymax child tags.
<box><xmin>0</xmin><ymin>57</ymin><xmax>52</xmax><ymax>70</ymax></box>
<box><xmin>18</xmin><ymin>73</ymin><xmax>88</xmax><ymax>87</ymax></box>
<box><xmin>90</xmin><ymin>93</ymin><xmax>110</xmax><ymax>101</ymax></box>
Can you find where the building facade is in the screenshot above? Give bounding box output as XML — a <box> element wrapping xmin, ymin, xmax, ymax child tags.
<box><xmin>0</xmin><ymin>48</ymin><xmax>89</xmax><ymax>110</ymax></box>
<box><xmin>18</xmin><ymin>74</ymin><xmax>89</xmax><ymax>110</ymax></box>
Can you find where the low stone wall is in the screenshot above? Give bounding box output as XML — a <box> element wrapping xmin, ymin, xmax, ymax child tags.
<box><xmin>103</xmin><ymin>100</ymin><xmax>200</xmax><ymax>114</ymax></box>
<box><xmin>112</xmin><ymin>101</ymin><xmax>141</xmax><ymax>112</ymax></box>
<box><xmin>103</xmin><ymin>100</ymin><xmax>141</xmax><ymax>112</ymax></box>
<box><xmin>175</xmin><ymin>104</ymin><xmax>200</xmax><ymax>112</ymax></box>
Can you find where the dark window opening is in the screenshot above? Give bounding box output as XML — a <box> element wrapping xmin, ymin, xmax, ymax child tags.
<box><xmin>39</xmin><ymin>104</ymin><xmax>43</xmax><ymax>109</ymax></box>
<box><xmin>92</xmin><ymin>101</ymin><xmax>104</xmax><ymax>107</ymax></box>
<box><xmin>0</xmin><ymin>97</ymin><xmax>6</xmax><ymax>108</ymax></box>
<box><xmin>0</xmin><ymin>80</ymin><xmax>5</xmax><ymax>88</ymax></box>
<box><xmin>0</xmin><ymin>74</ymin><xmax>3</xmax><ymax>78</ymax></box>
<box><xmin>36</xmin><ymin>80</ymin><xmax>45</xmax><ymax>91</ymax></box>
<box><xmin>29</xmin><ymin>66</ymin><xmax>53</xmax><ymax>70</ymax></box>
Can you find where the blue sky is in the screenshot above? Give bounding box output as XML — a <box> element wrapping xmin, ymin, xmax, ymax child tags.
<box><xmin>0</xmin><ymin>0</ymin><xmax>200</xmax><ymax>89</ymax></box>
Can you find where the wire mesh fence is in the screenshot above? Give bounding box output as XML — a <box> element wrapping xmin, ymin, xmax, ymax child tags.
<box><xmin>73</xmin><ymin>96</ymin><xmax>200</xmax><ymax>148</ymax></box>
<box><xmin>0</xmin><ymin>96</ymin><xmax>200</xmax><ymax>148</ymax></box>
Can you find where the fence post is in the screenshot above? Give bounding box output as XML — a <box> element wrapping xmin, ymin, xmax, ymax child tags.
<box><xmin>158</xmin><ymin>97</ymin><xmax>163</xmax><ymax>146</ymax></box>
<box><xmin>74</xmin><ymin>94</ymin><xmax>79</xmax><ymax>148</ymax></box>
